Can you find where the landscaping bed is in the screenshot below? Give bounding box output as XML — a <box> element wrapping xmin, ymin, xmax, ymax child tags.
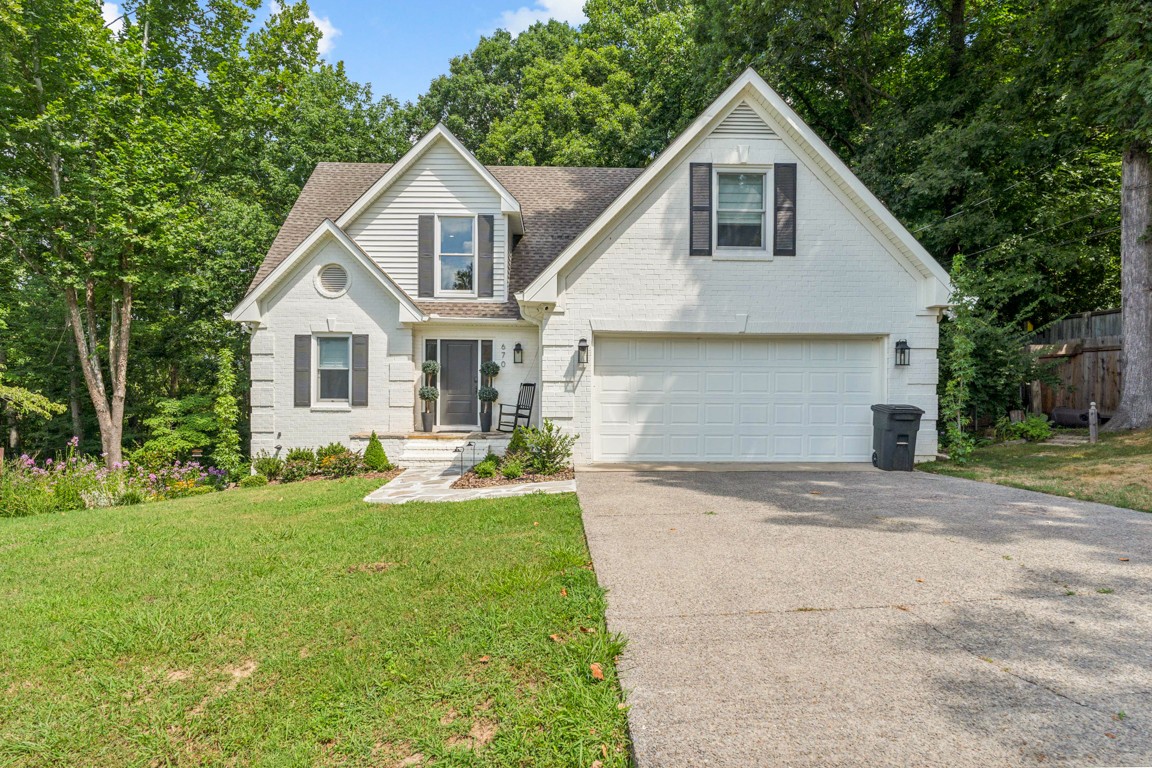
<box><xmin>0</xmin><ymin>478</ymin><xmax>629</xmax><ymax>766</ymax></box>
<box><xmin>921</xmin><ymin>427</ymin><xmax>1152</xmax><ymax>513</ymax></box>
<box><xmin>453</xmin><ymin>466</ymin><xmax>574</xmax><ymax>489</ymax></box>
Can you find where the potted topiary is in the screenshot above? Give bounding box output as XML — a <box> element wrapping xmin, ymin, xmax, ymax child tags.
<box><xmin>478</xmin><ymin>360</ymin><xmax>501</xmax><ymax>432</ymax></box>
<box><xmin>420</xmin><ymin>360</ymin><xmax>440</xmax><ymax>432</ymax></box>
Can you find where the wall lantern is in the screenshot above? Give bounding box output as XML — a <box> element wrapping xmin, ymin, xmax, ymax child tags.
<box><xmin>895</xmin><ymin>339</ymin><xmax>911</xmax><ymax>367</ymax></box>
<box><xmin>513</xmin><ymin>342</ymin><xmax>523</xmax><ymax>364</ymax></box>
<box><xmin>577</xmin><ymin>338</ymin><xmax>590</xmax><ymax>366</ymax></box>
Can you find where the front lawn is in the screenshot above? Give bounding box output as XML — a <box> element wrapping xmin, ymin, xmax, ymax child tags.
<box><xmin>921</xmin><ymin>428</ymin><xmax>1152</xmax><ymax>513</ymax></box>
<box><xmin>0</xmin><ymin>479</ymin><xmax>629</xmax><ymax>766</ymax></box>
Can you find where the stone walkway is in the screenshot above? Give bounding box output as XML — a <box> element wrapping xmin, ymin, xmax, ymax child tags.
<box><xmin>364</xmin><ymin>465</ymin><xmax>576</xmax><ymax>504</ymax></box>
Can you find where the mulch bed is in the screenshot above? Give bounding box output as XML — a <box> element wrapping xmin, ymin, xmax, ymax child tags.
<box><xmin>451</xmin><ymin>466</ymin><xmax>575</xmax><ymax>489</ymax></box>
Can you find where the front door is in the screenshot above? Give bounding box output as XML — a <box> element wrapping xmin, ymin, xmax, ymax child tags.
<box><xmin>440</xmin><ymin>340</ymin><xmax>478</xmax><ymax>428</ymax></box>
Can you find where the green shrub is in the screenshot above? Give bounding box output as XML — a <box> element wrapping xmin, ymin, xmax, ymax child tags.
<box><xmin>996</xmin><ymin>413</ymin><xmax>1053</xmax><ymax>443</ymax></box>
<box><xmin>524</xmin><ymin>419</ymin><xmax>577</xmax><ymax>475</ymax></box>
<box><xmin>507</xmin><ymin>425</ymin><xmax>531</xmax><ymax>454</ymax></box>
<box><xmin>239</xmin><ymin>474</ymin><xmax>269</xmax><ymax>488</ymax></box>
<box><xmin>318</xmin><ymin>448</ymin><xmax>363</xmax><ymax>478</ymax></box>
<box><xmin>473</xmin><ymin>460</ymin><xmax>498</xmax><ymax>478</ymax></box>
<box><xmin>280</xmin><ymin>458</ymin><xmax>313</xmax><ymax>483</ymax></box>
<box><xmin>483</xmin><ymin>451</ymin><xmax>501</xmax><ymax>466</ymax></box>
<box><xmin>479</xmin><ymin>360</ymin><xmax>501</xmax><ymax>379</ymax></box>
<box><xmin>116</xmin><ymin>487</ymin><xmax>149</xmax><ymax>506</ymax></box>
<box><xmin>316</xmin><ymin>442</ymin><xmax>347</xmax><ymax>461</ymax></box>
<box><xmin>285</xmin><ymin>447</ymin><xmax>316</xmax><ymax>465</ymax></box>
<box><xmin>363</xmin><ymin>432</ymin><xmax>392</xmax><ymax>472</ymax></box>
<box><xmin>252</xmin><ymin>452</ymin><xmax>284</xmax><ymax>480</ymax></box>
<box><xmin>500</xmin><ymin>459</ymin><xmax>523</xmax><ymax>480</ymax></box>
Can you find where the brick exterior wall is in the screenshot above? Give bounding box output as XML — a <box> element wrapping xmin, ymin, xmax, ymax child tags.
<box><xmin>537</xmin><ymin>129</ymin><xmax>940</xmax><ymax>463</ymax></box>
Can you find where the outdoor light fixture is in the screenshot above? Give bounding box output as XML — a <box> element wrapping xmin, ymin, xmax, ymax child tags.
<box><xmin>895</xmin><ymin>339</ymin><xmax>911</xmax><ymax>367</ymax></box>
<box><xmin>513</xmin><ymin>342</ymin><xmax>523</xmax><ymax>364</ymax></box>
<box><xmin>577</xmin><ymin>338</ymin><xmax>589</xmax><ymax>366</ymax></box>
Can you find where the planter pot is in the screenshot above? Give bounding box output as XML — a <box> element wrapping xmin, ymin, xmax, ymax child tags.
<box><xmin>421</xmin><ymin>411</ymin><xmax>434</xmax><ymax>432</ymax></box>
<box><xmin>480</xmin><ymin>411</ymin><xmax>493</xmax><ymax>433</ymax></box>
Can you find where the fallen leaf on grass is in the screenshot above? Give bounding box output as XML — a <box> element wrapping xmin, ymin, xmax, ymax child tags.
<box><xmin>617</xmin><ymin>702</ymin><xmax>627</xmax><ymax>710</ymax></box>
<box><xmin>591</xmin><ymin>762</ymin><xmax>603</xmax><ymax>768</ymax></box>
<box><xmin>560</xmin><ymin>587</ymin><xmax>568</xmax><ymax>597</ymax></box>
<box><xmin>477</xmin><ymin>656</ymin><xmax>491</xmax><ymax>664</ymax></box>
<box><xmin>579</xmin><ymin>626</ymin><xmax>597</xmax><ymax>634</ymax></box>
<box><xmin>550</xmin><ymin>634</ymin><xmax>564</xmax><ymax>644</ymax></box>
<box><xmin>602</xmin><ymin>744</ymin><xmax>609</xmax><ymax>758</ymax></box>
<box><xmin>590</xmin><ymin>663</ymin><xmax>605</xmax><ymax>681</ymax></box>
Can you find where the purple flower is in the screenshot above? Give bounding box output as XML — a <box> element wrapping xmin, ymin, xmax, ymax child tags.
<box><xmin>68</xmin><ymin>436</ymin><xmax>80</xmax><ymax>448</ymax></box>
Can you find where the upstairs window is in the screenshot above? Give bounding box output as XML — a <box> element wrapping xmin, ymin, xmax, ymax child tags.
<box><xmin>316</xmin><ymin>336</ymin><xmax>351</xmax><ymax>402</ymax></box>
<box><xmin>437</xmin><ymin>216</ymin><xmax>475</xmax><ymax>295</ymax></box>
<box><xmin>716</xmin><ymin>172</ymin><xmax>765</xmax><ymax>249</ymax></box>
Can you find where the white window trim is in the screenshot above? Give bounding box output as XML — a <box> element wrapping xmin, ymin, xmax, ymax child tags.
<box><xmin>713</xmin><ymin>166</ymin><xmax>771</xmax><ymax>258</ymax></box>
<box><xmin>314</xmin><ymin>334</ymin><xmax>352</xmax><ymax>407</ymax></box>
<box><xmin>434</xmin><ymin>214</ymin><xmax>478</xmax><ymax>298</ymax></box>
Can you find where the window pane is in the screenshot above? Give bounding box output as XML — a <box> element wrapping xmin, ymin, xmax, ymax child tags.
<box><xmin>717</xmin><ymin>173</ymin><xmax>764</xmax><ymax>210</ymax></box>
<box><xmin>440</xmin><ymin>217</ymin><xmax>474</xmax><ymax>255</ymax></box>
<box><xmin>317</xmin><ymin>337</ymin><xmax>349</xmax><ymax>369</ymax></box>
<box><xmin>717</xmin><ymin>211</ymin><xmax>763</xmax><ymax>247</ymax></box>
<box><xmin>319</xmin><ymin>369</ymin><xmax>349</xmax><ymax>400</ymax></box>
<box><xmin>440</xmin><ymin>255</ymin><xmax>474</xmax><ymax>291</ymax></box>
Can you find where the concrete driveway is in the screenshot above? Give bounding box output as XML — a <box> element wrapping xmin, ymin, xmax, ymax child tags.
<box><xmin>577</xmin><ymin>467</ymin><xmax>1152</xmax><ymax>767</ymax></box>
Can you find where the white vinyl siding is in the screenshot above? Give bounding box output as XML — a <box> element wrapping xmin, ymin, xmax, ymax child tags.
<box><xmin>344</xmin><ymin>142</ymin><xmax>507</xmax><ymax>300</ymax></box>
<box><xmin>593</xmin><ymin>336</ymin><xmax>883</xmax><ymax>462</ymax></box>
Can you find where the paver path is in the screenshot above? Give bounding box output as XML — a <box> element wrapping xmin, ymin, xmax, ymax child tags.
<box><xmin>365</xmin><ymin>465</ymin><xmax>574</xmax><ymax>503</ymax></box>
<box><xmin>578</xmin><ymin>467</ymin><xmax>1152</xmax><ymax>767</ymax></box>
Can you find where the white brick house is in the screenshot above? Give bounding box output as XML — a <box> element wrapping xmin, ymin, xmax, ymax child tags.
<box><xmin>229</xmin><ymin>70</ymin><xmax>951</xmax><ymax>464</ymax></box>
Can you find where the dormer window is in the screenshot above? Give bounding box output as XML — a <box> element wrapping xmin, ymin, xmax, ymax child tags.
<box><xmin>437</xmin><ymin>215</ymin><xmax>476</xmax><ymax>296</ymax></box>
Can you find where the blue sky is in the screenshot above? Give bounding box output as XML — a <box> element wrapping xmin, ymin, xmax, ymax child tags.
<box><xmin>102</xmin><ymin>0</ymin><xmax>586</xmax><ymax>104</ymax></box>
<box><xmin>287</xmin><ymin>0</ymin><xmax>585</xmax><ymax>104</ymax></box>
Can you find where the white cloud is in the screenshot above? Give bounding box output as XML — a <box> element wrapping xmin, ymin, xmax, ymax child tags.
<box><xmin>308</xmin><ymin>10</ymin><xmax>341</xmax><ymax>57</ymax></box>
<box><xmin>268</xmin><ymin>2</ymin><xmax>341</xmax><ymax>58</ymax></box>
<box><xmin>496</xmin><ymin>0</ymin><xmax>586</xmax><ymax>35</ymax></box>
<box><xmin>102</xmin><ymin>2</ymin><xmax>123</xmax><ymax>33</ymax></box>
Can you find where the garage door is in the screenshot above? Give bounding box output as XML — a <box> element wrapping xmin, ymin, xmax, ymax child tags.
<box><xmin>593</xmin><ymin>336</ymin><xmax>882</xmax><ymax>462</ymax></box>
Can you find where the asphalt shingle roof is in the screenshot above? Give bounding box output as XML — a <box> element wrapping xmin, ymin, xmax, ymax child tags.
<box><xmin>246</xmin><ymin>162</ymin><xmax>644</xmax><ymax>320</ymax></box>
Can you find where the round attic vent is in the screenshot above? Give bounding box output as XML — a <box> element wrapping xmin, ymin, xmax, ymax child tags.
<box><xmin>317</xmin><ymin>264</ymin><xmax>348</xmax><ymax>296</ymax></box>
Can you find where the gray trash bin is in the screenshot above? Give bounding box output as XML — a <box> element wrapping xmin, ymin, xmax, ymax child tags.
<box><xmin>870</xmin><ymin>404</ymin><xmax>925</xmax><ymax>471</ymax></box>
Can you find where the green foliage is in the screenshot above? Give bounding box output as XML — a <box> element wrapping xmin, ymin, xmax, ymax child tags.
<box><xmin>318</xmin><ymin>448</ymin><xmax>362</xmax><ymax>478</ymax></box>
<box><xmin>483</xmin><ymin>452</ymin><xmax>502</xmax><ymax>465</ymax></box>
<box><xmin>500</xmin><ymin>459</ymin><xmax>524</xmax><ymax>480</ymax></box>
<box><xmin>479</xmin><ymin>361</ymin><xmax>502</xmax><ymax>378</ymax></box>
<box><xmin>507</xmin><ymin>425</ymin><xmax>530</xmax><ymax>455</ymax></box>
<box><xmin>421</xmin><ymin>360</ymin><xmax>441</xmax><ymax>377</ymax></box>
<box><xmin>252</xmin><ymin>452</ymin><xmax>284</xmax><ymax>481</ymax></box>
<box><xmin>279</xmin><ymin>459</ymin><xmax>313</xmax><ymax>483</ymax></box>
<box><xmin>239</xmin><ymin>474</ymin><xmax>269</xmax><ymax>488</ymax></box>
<box><xmin>363</xmin><ymin>432</ymin><xmax>392</xmax><ymax>472</ymax></box>
<box><xmin>940</xmin><ymin>257</ymin><xmax>979</xmax><ymax>463</ymax></box>
<box><xmin>478</xmin><ymin>385</ymin><xmax>499</xmax><ymax>403</ymax></box>
<box><xmin>473</xmin><ymin>460</ymin><xmax>499</xmax><ymax>478</ymax></box>
<box><xmin>133</xmin><ymin>396</ymin><xmax>215</xmax><ymax>468</ymax></box>
<box><xmin>523</xmin><ymin>419</ymin><xmax>578</xmax><ymax>475</ymax></box>
<box><xmin>418</xmin><ymin>386</ymin><xmax>440</xmax><ymax>402</ymax></box>
<box><xmin>211</xmin><ymin>349</ymin><xmax>243</xmax><ymax>481</ymax></box>
<box><xmin>285</xmin><ymin>447</ymin><xmax>316</xmax><ymax>465</ymax></box>
<box><xmin>316</xmin><ymin>442</ymin><xmax>348</xmax><ymax>462</ymax></box>
<box><xmin>995</xmin><ymin>414</ymin><xmax>1053</xmax><ymax>443</ymax></box>
<box><xmin>0</xmin><ymin>375</ymin><xmax>66</xmax><ymax>421</ymax></box>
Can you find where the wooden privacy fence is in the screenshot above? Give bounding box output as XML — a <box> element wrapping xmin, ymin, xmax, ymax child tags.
<box><xmin>1028</xmin><ymin>309</ymin><xmax>1121</xmax><ymax>416</ymax></box>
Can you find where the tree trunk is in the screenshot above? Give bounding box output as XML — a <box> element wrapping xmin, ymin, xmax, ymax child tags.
<box><xmin>64</xmin><ymin>278</ymin><xmax>132</xmax><ymax>465</ymax></box>
<box><xmin>1105</xmin><ymin>143</ymin><xmax>1152</xmax><ymax>431</ymax></box>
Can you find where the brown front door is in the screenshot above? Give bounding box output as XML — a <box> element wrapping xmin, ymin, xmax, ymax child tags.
<box><xmin>440</xmin><ymin>340</ymin><xmax>478</xmax><ymax>427</ymax></box>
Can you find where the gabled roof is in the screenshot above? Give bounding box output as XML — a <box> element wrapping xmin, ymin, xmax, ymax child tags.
<box><xmin>337</xmin><ymin>124</ymin><xmax>523</xmax><ymax>232</ymax></box>
<box><xmin>240</xmin><ymin>162</ymin><xmax>642</xmax><ymax>319</ymax></box>
<box><xmin>229</xmin><ymin>219</ymin><xmax>427</xmax><ymax>324</ymax></box>
<box><xmin>519</xmin><ymin>68</ymin><xmax>952</xmax><ymax>306</ymax></box>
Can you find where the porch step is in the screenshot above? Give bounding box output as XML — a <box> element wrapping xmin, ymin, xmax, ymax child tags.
<box><xmin>398</xmin><ymin>436</ymin><xmax>512</xmax><ymax>466</ymax></box>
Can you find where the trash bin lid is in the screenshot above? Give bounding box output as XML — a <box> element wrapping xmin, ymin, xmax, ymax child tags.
<box><xmin>870</xmin><ymin>403</ymin><xmax>925</xmax><ymax>415</ymax></box>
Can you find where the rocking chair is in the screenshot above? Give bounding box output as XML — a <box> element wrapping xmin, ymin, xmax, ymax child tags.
<box><xmin>497</xmin><ymin>383</ymin><xmax>536</xmax><ymax>432</ymax></box>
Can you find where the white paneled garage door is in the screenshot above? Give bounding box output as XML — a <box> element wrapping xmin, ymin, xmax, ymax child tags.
<box><xmin>593</xmin><ymin>336</ymin><xmax>883</xmax><ymax>462</ymax></box>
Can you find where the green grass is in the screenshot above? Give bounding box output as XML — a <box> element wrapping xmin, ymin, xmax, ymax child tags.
<box><xmin>0</xmin><ymin>479</ymin><xmax>629</xmax><ymax>767</ymax></box>
<box><xmin>920</xmin><ymin>428</ymin><xmax>1152</xmax><ymax>513</ymax></box>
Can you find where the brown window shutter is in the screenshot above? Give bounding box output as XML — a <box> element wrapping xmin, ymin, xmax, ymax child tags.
<box><xmin>477</xmin><ymin>214</ymin><xmax>494</xmax><ymax>298</ymax></box>
<box><xmin>774</xmin><ymin>163</ymin><xmax>797</xmax><ymax>256</ymax></box>
<box><xmin>351</xmin><ymin>334</ymin><xmax>369</xmax><ymax>407</ymax></box>
<box><xmin>293</xmin><ymin>335</ymin><xmax>311</xmax><ymax>407</ymax></box>
<box><xmin>418</xmin><ymin>214</ymin><xmax>434</xmax><ymax>297</ymax></box>
<box><xmin>689</xmin><ymin>162</ymin><xmax>712</xmax><ymax>256</ymax></box>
